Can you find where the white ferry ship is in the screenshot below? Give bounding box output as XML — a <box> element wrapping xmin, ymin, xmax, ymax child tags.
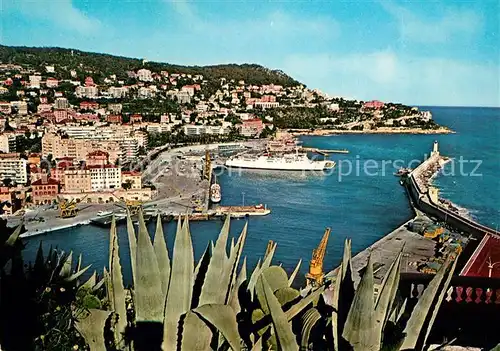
<box><xmin>225</xmin><ymin>153</ymin><xmax>335</xmax><ymax>171</ymax></box>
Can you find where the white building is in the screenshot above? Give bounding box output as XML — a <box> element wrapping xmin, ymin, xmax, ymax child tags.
<box><xmin>0</xmin><ymin>134</ymin><xmax>18</xmax><ymax>153</ymax></box>
<box><xmin>76</xmin><ymin>85</ymin><xmax>99</xmax><ymax>98</ymax></box>
<box><xmin>108</xmin><ymin>86</ymin><xmax>128</xmax><ymax>98</ymax></box>
<box><xmin>45</xmin><ymin>66</ymin><xmax>55</xmax><ymax>73</ymax></box>
<box><xmin>137</xmin><ymin>69</ymin><xmax>153</xmax><ymax>82</ymax></box>
<box><xmin>0</xmin><ymin>155</ymin><xmax>28</xmax><ymax>184</ymax></box>
<box><xmin>29</xmin><ymin>75</ymin><xmax>42</xmax><ymax>89</ymax></box>
<box><xmin>89</xmin><ymin>166</ymin><xmax>121</xmax><ymax>191</ymax></box>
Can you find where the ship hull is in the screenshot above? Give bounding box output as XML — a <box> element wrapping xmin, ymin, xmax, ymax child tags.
<box><xmin>225</xmin><ymin>159</ymin><xmax>335</xmax><ymax>171</ymax></box>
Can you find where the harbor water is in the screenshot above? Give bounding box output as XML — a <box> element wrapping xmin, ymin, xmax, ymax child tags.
<box><xmin>22</xmin><ymin>107</ymin><xmax>500</xmax><ymax>286</ymax></box>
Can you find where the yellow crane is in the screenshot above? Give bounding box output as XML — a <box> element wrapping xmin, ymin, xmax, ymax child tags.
<box><xmin>203</xmin><ymin>150</ymin><xmax>212</xmax><ymax>182</ymax></box>
<box><xmin>306</xmin><ymin>227</ymin><xmax>331</xmax><ymax>287</ymax></box>
<box><xmin>57</xmin><ymin>195</ymin><xmax>88</xmax><ymax>218</ymax></box>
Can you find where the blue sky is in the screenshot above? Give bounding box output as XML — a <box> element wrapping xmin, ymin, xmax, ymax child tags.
<box><xmin>1</xmin><ymin>0</ymin><xmax>499</xmax><ymax>107</ymax></box>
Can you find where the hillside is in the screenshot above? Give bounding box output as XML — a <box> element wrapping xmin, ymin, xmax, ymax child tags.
<box><xmin>0</xmin><ymin>45</ymin><xmax>300</xmax><ymax>87</ymax></box>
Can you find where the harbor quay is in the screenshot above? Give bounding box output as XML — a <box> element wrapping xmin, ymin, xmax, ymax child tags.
<box><xmin>326</xmin><ymin>141</ymin><xmax>495</xmax><ymax>286</ymax></box>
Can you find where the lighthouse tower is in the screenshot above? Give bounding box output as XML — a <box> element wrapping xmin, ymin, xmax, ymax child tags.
<box><xmin>431</xmin><ymin>140</ymin><xmax>439</xmax><ymax>157</ymax></box>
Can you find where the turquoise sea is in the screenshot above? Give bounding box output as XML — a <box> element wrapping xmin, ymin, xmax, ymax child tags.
<box><xmin>22</xmin><ymin>107</ymin><xmax>500</xmax><ymax>286</ymax></box>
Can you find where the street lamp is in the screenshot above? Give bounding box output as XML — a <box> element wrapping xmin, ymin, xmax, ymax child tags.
<box><xmin>487</xmin><ymin>256</ymin><xmax>500</xmax><ymax>278</ymax></box>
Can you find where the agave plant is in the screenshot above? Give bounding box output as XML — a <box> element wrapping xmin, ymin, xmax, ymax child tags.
<box><xmin>75</xmin><ymin>211</ymin><xmax>322</xmax><ymax>350</ymax></box>
<box><xmin>298</xmin><ymin>239</ymin><xmax>458</xmax><ymax>351</ymax></box>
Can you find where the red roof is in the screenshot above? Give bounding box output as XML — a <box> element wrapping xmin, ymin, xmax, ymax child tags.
<box><xmin>32</xmin><ymin>178</ymin><xmax>59</xmax><ymax>186</ymax></box>
<box><xmin>87</xmin><ymin>150</ymin><xmax>109</xmax><ymax>157</ymax></box>
<box><xmin>85</xmin><ymin>165</ymin><xmax>118</xmax><ymax>169</ymax></box>
<box><xmin>461</xmin><ymin>234</ymin><xmax>500</xmax><ymax>278</ymax></box>
<box><xmin>122</xmin><ymin>171</ymin><xmax>141</xmax><ymax>176</ymax></box>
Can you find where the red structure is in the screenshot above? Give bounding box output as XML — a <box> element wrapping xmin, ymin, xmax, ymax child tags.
<box><xmin>363</xmin><ymin>100</ymin><xmax>385</xmax><ymax>109</ymax></box>
<box><xmin>32</xmin><ymin>175</ymin><xmax>59</xmax><ymax>205</ymax></box>
<box><xmin>86</xmin><ymin>150</ymin><xmax>109</xmax><ymax>166</ymax></box>
<box><xmin>461</xmin><ymin>234</ymin><xmax>500</xmax><ymax>278</ymax></box>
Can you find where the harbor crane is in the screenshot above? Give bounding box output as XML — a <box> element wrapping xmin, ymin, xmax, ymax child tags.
<box><xmin>306</xmin><ymin>227</ymin><xmax>331</xmax><ymax>287</ymax></box>
<box><xmin>57</xmin><ymin>195</ymin><xmax>88</xmax><ymax>219</ymax></box>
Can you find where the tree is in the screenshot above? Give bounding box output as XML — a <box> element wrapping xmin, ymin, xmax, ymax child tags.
<box><xmin>122</xmin><ymin>179</ymin><xmax>133</xmax><ymax>190</ymax></box>
<box><xmin>2</xmin><ymin>178</ymin><xmax>12</xmax><ymax>187</ymax></box>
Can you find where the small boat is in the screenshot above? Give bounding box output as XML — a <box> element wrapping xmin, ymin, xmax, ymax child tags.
<box><xmin>210</xmin><ymin>176</ymin><xmax>221</xmax><ymax>203</ymax></box>
<box><xmin>97</xmin><ymin>210</ymin><xmax>113</xmax><ymax>217</ymax></box>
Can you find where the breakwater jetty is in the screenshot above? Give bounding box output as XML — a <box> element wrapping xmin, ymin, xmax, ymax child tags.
<box><xmin>404</xmin><ymin>141</ymin><xmax>500</xmax><ymax>239</ymax></box>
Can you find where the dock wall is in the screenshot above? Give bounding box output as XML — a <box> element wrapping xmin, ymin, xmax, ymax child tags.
<box><xmin>405</xmin><ymin>154</ymin><xmax>500</xmax><ymax>240</ymax></box>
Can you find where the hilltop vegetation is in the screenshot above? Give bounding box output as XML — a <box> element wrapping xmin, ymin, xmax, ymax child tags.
<box><xmin>0</xmin><ymin>45</ymin><xmax>300</xmax><ymax>87</ymax></box>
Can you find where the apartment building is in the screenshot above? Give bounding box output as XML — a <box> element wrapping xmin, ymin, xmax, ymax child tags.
<box><xmin>42</xmin><ymin>133</ymin><xmax>121</xmax><ymax>163</ymax></box>
<box><xmin>89</xmin><ymin>165</ymin><xmax>121</xmax><ymax>191</ymax></box>
<box><xmin>121</xmin><ymin>171</ymin><xmax>142</xmax><ymax>189</ymax></box>
<box><xmin>64</xmin><ymin>169</ymin><xmax>92</xmax><ymax>193</ymax></box>
<box><xmin>0</xmin><ymin>153</ymin><xmax>28</xmax><ymax>184</ymax></box>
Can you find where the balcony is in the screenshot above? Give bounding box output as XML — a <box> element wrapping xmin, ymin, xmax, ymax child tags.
<box><xmin>399</xmin><ymin>273</ymin><xmax>500</xmax><ymax>349</ymax></box>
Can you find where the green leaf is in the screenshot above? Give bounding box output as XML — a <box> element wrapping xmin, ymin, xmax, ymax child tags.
<box><xmin>342</xmin><ymin>255</ymin><xmax>378</xmax><ymax>351</ymax></box>
<box><xmin>193</xmin><ymin>244</ymin><xmax>211</xmax><ymax>309</ymax></box>
<box><xmin>257</xmin><ymin>275</ymin><xmax>298</xmax><ymax>351</ymax></box>
<box><xmin>59</xmin><ymin>251</ymin><xmax>73</xmax><ymax>278</ymax></box>
<box><xmin>194</xmin><ymin>304</ymin><xmax>241</xmax><ymax>351</ymax></box>
<box><xmin>65</xmin><ymin>264</ymin><xmax>91</xmax><ymax>282</ymax></box>
<box><xmin>75</xmin><ymin>309</ymin><xmax>112</xmax><ymax>351</ymax></box>
<box><xmin>247</xmin><ymin>258</ymin><xmax>262</xmax><ymax>297</ymax></box>
<box><xmin>199</xmin><ymin>215</ymin><xmax>231</xmax><ymax>305</ymax></box>
<box><xmin>134</xmin><ymin>210</ymin><xmax>164</xmax><ymax>322</ymax></box>
<box><xmin>225</xmin><ymin>222</ymin><xmax>248</xmax><ymax>304</ymax></box>
<box><xmin>181</xmin><ymin>310</ymin><xmax>213</xmax><ymax>351</ymax></box>
<box><xmin>288</xmin><ymin>259</ymin><xmax>302</xmax><ymax>287</ymax></box>
<box><xmin>401</xmin><ymin>257</ymin><xmax>454</xmax><ymax>350</ymax></box>
<box><xmin>163</xmin><ymin>216</ymin><xmax>195</xmax><ymax>351</ymax></box>
<box><xmin>80</xmin><ymin>271</ymin><xmax>97</xmax><ymax>291</ymax></box>
<box><xmin>256</xmin><ymin>267</ymin><xmax>289</xmax><ymax>314</ymax></box>
<box><xmin>301</xmin><ymin>308</ymin><xmax>321</xmax><ymax>350</ymax></box>
<box><xmin>5</xmin><ymin>224</ymin><xmax>22</xmax><ymax>246</ymax></box>
<box><xmin>285</xmin><ymin>286</ymin><xmax>325</xmax><ymax>321</ymax></box>
<box><xmin>229</xmin><ymin>256</ymin><xmax>247</xmax><ymax>314</ymax></box>
<box><xmin>153</xmin><ymin>214</ymin><xmax>171</xmax><ymax>302</ymax></box>
<box><xmin>422</xmin><ymin>256</ymin><xmax>458</xmax><ymax>349</ymax></box>
<box><xmin>109</xmin><ymin>216</ymin><xmax>128</xmax><ymax>340</ymax></box>
<box><xmin>126</xmin><ymin>209</ymin><xmax>137</xmax><ymax>284</ymax></box>
<box><xmin>374</xmin><ymin>247</ymin><xmax>403</xmax><ymax>342</ymax></box>
<box><xmin>275</xmin><ymin>287</ymin><xmax>300</xmax><ymax>307</ymax></box>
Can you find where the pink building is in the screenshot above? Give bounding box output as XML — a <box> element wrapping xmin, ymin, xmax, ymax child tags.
<box><xmin>54</xmin><ymin>109</ymin><xmax>68</xmax><ymax>123</ymax></box>
<box><xmin>240</xmin><ymin>119</ymin><xmax>264</xmax><ymax>137</ymax></box>
<box><xmin>363</xmin><ymin>100</ymin><xmax>385</xmax><ymax>109</ymax></box>
<box><xmin>46</xmin><ymin>78</ymin><xmax>59</xmax><ymax>88</ymax></box>
<box><xmin>86</xmin><ymin>150</ymin><xmax>109</xmax><ymax>166</ymax></box>
<box><xmin>85</xmin><ymin>77</ymin><xmax>95</xmax><ymax>87</ymax></box>
<box><xmin>80</xmin><ymin>101</ymin><xmax>99</xmax><ymax>110</ymax></box>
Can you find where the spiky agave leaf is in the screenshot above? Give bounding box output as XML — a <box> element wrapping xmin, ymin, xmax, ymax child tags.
<box><xmin>257</xmin><ymin>275</ymin><xmax>298</xmax><ymax>351</ymax></box>
<box><xmin>134</xmin><ymin>210</ymin><xmax>163</xmax><ymax>322</ymax></box>
<box><xmin>332</xmin><ymin>238</ymin><xmax>355</xmax><ymax>351</ymax></box>
<box><xmin>301</xmin><ymin>308</ymin><xmax>322</xmax><ymax>350</ymax></box>
<box><xmin>421</xmin><ymin>256</ymin><xmax>458</xmax><ymax>349</ymax></box>
<box><xmin>5</xmin><ymin>223</ymin><xmax>22</xmax><ymax>246</ymax></box>
<box><xmin>248</xmin><ymin>243</ymin><xmax>277</xmax><ymax>297</ymax></box>
<box><xmin>255</xmin><ymin>266</ymin><xmax>289</xmax><ymax>314</ymax></box>
<box><xmin>284</xmin><ymin>286</ymin><xmax>325</xmax><ymax>321</ymax></box>
<box><xmin>192</xmin><ymin>244</ymin><xmax>211</xmax><ymax>309</ymax></box>
<box><xmin>247</xmin><ymin>258</ymin><xmax>262</xmax><ymax>297</ymax></box>
<box><xmin>75</xmin><ymin>309</ymin><xmax>112</xmax><ymax>351</ymax></box>
<box><xmin>162</xmin><ymin>216</ymin><xmax>194</xmax><ymax>350</ymax></box>
<box><xmin>401</xmin><ymin>256</ymin><xmax>454</xmax><ymax>350</ymax></box>
<box><xmin>374</xmin><ymin>247</ymin><xmax>403</xmax><ymax>343</ymax></box>
<box><xmin>65</xmin><ymin>264</ymin><xmax>91</xmax><ymax>282</ymax></box>
<box><xmin>229</xmin><ymin>256</ymin><xmax>247</xmax><ymax>314</ymax></box>
<box><xmin>181</xmin><ymin>310</ymin><xmax>213</xmax><ymax>350</ymax></box>
<box><xmin>198</xmin><ymin>215</ymin><xmax>231</xmax><ymax>305</ymax></box>
<box><xmin>59</xmin><ymin>251</ymin><xmax>73</xmax><ymax>278</ymax></box>
<box><xmin>288</xmin><ymin>259</ymin><xmax>302</xmax><ymax>287</ymax></box>
<box><xmin>193</xmin><ymin>304</ymin><xmax>241</xmax><ymax>351</ymax></box>
<box><xmin>342</xmin><ymin>255</ymin><xmax>378</xmax><ymax>351</ymax></box>
<box><xmin>224</xmin><ymin>222</ymin><xmax>248</xmax><ymax>304</ymax></box>
<box><xmin>275</xmin><ymin>287</ymin><xmax>300</xmax><ymax>307</ymax></box>
<box><xmin>153</xmin><ymin>214</ymin><xmax>170</xmax><ymax>300</ymax></box>
<box><xmin>108</xmin><ymin>216</ymin><xmax>127</xmax><ymax>340</ymax></box>
<box><xmin>80</xmin><ymin>271</ymin><xmax>97</xmax><ymax>291</ymax></box>
<box><xmin>126</xmin><ymin>209</ymin><xmax>137</xmax><ymax>283</ymax></box>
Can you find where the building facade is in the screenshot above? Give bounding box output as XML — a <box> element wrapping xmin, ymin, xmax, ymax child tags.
<box><xmin>0</xmin><ymin>154</ymin><xmax>28</xmax><ymax>184</ymax></box>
